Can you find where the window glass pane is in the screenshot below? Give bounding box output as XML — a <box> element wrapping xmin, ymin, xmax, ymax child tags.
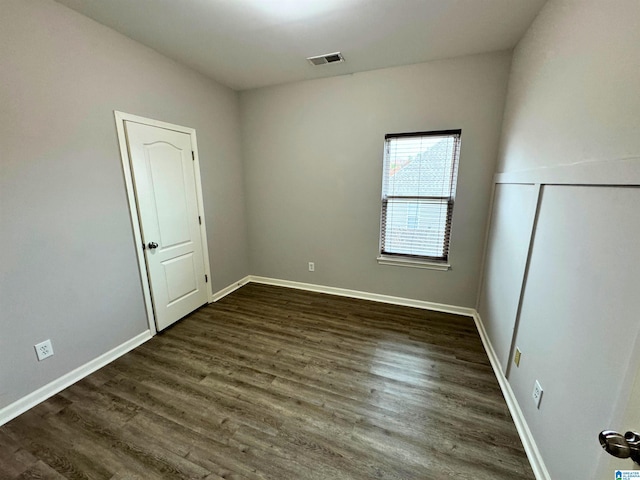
<box><xmin>383</xmin><ymin>135</ymin><xmax>458</xmax><ymax>198</ymax></box>
<box><xmin>380</xmin><ymin>130</ymin><xmax>460</xmax><ymax>261</ymax></box>
<box><xmin>407</xmin><ymin>203</ymin><xmax>419</xmax><ymax>230</ymax></box>
<box><xmin>383</xmin><ymin>198</ymin><xmax>450</xmax><ymax>258</ymax></box>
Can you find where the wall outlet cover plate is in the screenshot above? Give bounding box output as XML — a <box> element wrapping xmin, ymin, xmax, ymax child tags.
<box><xmin>532</xmin><ymin>379</ymin><xmax>543</xmax><ymax>409</ymax></box>
<box><xmin>34</xmin><ymin>339</ymin><xmax>54</xmax><ymax>361</ymax></box>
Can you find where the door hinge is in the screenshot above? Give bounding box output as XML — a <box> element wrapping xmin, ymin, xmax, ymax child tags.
<box><xmin>192</xmin><ymin>151</ymin><xmax>195</xmax><ymax>161</ymax></box>
<box><xmin>205</xmin><ymin>274</ymin><xmax>208</xmax><ymax>283</ymax></box>
<box><xmin>198</xmin><ymin>215</ymin><xmax>202</xmax><ymax>225</ymax></box>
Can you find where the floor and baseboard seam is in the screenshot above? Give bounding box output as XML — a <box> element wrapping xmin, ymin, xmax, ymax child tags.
<box><xmin>472</xmin><ymin>311</ymin><xmax>551</xmax><ymax>480</ymax></box>
<box><xmin>2</xmin><ymin>276</ymin><xmax>549</xmax><ymax>480</ymax></box>
<box><xmin>0</xmin><ymin>330</ymin><xmax>152</xmax><ymax>427</ymax></box>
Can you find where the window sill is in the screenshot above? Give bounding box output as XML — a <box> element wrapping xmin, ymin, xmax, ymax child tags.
<box><xmin>376</xmin><ymin>255</ymin><xmax>451</xmax><ymax>271</ymax></box>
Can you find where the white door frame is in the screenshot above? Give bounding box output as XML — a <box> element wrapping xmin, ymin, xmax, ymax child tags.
<box><xmin>114</xmin><ymin>111</ymin><xmax>213</xmax><ymax>335</ymax></box>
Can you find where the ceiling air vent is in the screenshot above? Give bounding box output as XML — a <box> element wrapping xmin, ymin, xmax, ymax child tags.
<box><xmin>307</xmin><ymin>52</ymin><xmax>345</xmax><ymax>66</ymax></box>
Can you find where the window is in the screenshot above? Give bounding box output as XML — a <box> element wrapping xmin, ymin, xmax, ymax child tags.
<box><xmin>378</xmin><ymin>130</ymin><xmax>461</xmax><ymax>268</ymax></box>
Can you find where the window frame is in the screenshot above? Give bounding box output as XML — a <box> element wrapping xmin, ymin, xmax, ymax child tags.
<box><xmin>377</xmin><ymin>129</ymin><xmax>461</xmax><ymax>270</ymax></box>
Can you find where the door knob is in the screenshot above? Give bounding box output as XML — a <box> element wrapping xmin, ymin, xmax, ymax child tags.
<box><xmin>147</xmin><ymin>242</ymin><xmax>159</xmax><ymax>249</ymax></box>
<box><xmin>599</xmin><ymin>430</ymin><xmax>640</xmax><ymax>465</ymax></box>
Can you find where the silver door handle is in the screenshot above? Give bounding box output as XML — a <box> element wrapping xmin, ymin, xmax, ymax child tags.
<box><xmin>599</xmin><ymin>430</ymin><xmax>640</xmax><ymax>465</ymax></box>
<box><xmin>147</xmin><ymin>242</ymin><xmax>159</xmax><ymax>249</ymax></box>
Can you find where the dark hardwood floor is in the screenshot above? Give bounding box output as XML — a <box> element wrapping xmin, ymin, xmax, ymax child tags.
<box><xmin>0</xmin><ymin>283</ymin><xmax>535</xmax><ymax>479</ymax></box>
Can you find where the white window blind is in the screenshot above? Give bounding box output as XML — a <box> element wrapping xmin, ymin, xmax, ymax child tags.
<box><xmin>379</xmin><ymin>130</ymin><xmax>461</xmax><ymax>262</ymax></box>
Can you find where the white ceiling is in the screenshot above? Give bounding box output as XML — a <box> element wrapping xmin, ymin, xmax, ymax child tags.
<box><xmin>55</xmin><ymin>0</ymin><xmax>547</xmax><ymax>91</ymax></box>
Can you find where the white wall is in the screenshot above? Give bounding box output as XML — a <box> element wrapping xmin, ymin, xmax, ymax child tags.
<box><xmin>510</xmin><ymin>185</ymin><xmax>640</xmax><ymax>479</ymax></box>
<box><xmin>0</xmin><ymin>0</ymin><xmax>249</xmax><ymax>411</ymax></box>
<box><xmin>479</xmin><ymin>1</ymin><xmax>640</xmax><ymax>478</ymax></box>
<box><xmin>240</xmin><ymin>52</ymin><xmax>511</xmax><ymax>307</ymax></box>
<box><xmin>477</xmin><ymin>183</ymin><xmax>538</xmax><ymax>372</ymax></box>
<box><xmin>497</xmin><ymin>0</ymin><xmax>640</xmax><ymax>174</ymax></box>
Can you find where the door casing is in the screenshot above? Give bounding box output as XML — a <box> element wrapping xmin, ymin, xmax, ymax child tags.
<box><xmin>114</xmin><ymin>111</ymin><xmax>213</xmax><ymax>335</ymax></box>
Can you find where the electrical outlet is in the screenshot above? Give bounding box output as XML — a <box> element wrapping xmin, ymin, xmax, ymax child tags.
<box><xmin>34</xmin><ymin>339</ymin><xmax>54</xmax><ymax>361</ymax></box>
<box><xmin>532</xmin><ymin>380</ymin><xmax>543</xmax><ymax>409</ymax></box>
<box><xmin>308</xmin><ymin>262</ymin><xmax>315</xmax><ymax>272</ymax></box>
<box><xmin>514</xmin><ymin>347</ymin><xmax>522</xmax><ymax>367</ymax></box>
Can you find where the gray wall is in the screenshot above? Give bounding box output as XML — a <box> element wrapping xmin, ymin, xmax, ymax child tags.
<box><xmin>5</xmin><ymin>5</ymin><xmax>638</xmax><ymax>478</ymax></box>
<box><xmin>477</xmin><ymin>183</ymin><xmax>538</xmax><ymax>371</ymax></box>
<box><xmin>510</xmin><ymin>185</ymin><xmax>640</xmax><ymax>479</ymax></box>
<box><xmin>240</xmin><ymin>52</ymin><xmax>511</xmax><ymax>307</ymax></box>
<box><xmin>0</xmin><ymin>0</ymin><xmax>249</xmax><ymax>409</ymax></box>
<box><xmin>497</xmin><ymin>0</ymin><xmax>640</xmax><ymax>173</ymax></box>
<box><xmin>479</xmin><ymin>0</ymin><xmax>640</xmax><ymax>478</ymax></box>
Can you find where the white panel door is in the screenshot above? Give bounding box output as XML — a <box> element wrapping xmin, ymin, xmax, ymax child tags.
<box><xmin>125</xmin><ymin>121</ymin><xmax>208</xmax><ymax>331</ymax></box>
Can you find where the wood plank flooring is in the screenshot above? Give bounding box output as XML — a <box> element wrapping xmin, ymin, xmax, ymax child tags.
<box><xmin>0</xmin><ymin>283</ymin><xmax>535</xmax><ymax>479</ymax></box>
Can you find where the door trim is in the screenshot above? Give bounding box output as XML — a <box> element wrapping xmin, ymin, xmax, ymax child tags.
<box><xmin>114</xmin><ymin>111</ymin><xmax>213</xmax><ymax>334</ymax></box>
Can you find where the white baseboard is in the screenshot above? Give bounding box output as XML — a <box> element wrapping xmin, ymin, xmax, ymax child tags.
<box><xmin>248</xmin><ymin>276</ymin><xmax>476</xmax><ymax>317</ymax></box>
<box><xmin>210</xmin><ymin>275</ymin><xmax>251</xmax><ymax>302</ymax></box>
<box><xmin>0</xmin><ymin>330</ymin><xmax>152</xmax><ymax>427</ymax></box>
<box><xmin>472</xmin><ymin>311</ymin><xmax>551</xmax><ymax>480</ymax></box>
